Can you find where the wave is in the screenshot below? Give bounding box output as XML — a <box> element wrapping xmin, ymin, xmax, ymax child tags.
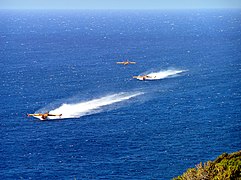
<box><xmin>44</xmin><ymin>92</ymin><xmax>143</xmax><ymax>119</ymax></box>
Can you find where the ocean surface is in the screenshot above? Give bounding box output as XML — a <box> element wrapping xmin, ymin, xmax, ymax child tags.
<box><xmin>1</xmin><ymin>10</ymin><xmax>241</xmax><ymax>179</ymax></box>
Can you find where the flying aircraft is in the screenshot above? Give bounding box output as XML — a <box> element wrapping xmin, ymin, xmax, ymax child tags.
<box><xmin>116</xmin><ymin>60</ymin><xmax>136</xmax><ymax>65</ymax></box>
<box><xmin>27</xmin><ymin>112</ymin><xmax>62</xmax><ymax>120</ymax></box>
<box><xmin>133</xmin><ymin>75</ymin><xmax>156</xmax><ymax>81</ymax></box>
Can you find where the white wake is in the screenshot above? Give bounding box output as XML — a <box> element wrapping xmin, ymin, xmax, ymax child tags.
<box><xmin>140</xmin><ymin>69</ymin><xmax>186</xmax><ymax>80</ymax></box>
<box><xmin>47</xmin><ymin>92</ymin><xmax>143</xmax><ymax>119</ymax></box>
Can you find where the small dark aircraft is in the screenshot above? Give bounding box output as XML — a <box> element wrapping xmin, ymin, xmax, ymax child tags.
<box><xmin>27</xmin><ymin>112</ymin><xmax>62</xmax><ymax>120</ymax></box>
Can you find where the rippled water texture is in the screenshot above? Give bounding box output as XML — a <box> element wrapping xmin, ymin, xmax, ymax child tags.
<box><xmin>1</xmin><ymin>10</ymin><xmax>241</xmax><ymax>179</ymax></box>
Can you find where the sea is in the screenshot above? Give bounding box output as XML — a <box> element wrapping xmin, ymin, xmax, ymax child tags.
<box><xmin>1</xmin><ymin>9</ymin><xmax>241</xmax><ymax>179</ymax></box>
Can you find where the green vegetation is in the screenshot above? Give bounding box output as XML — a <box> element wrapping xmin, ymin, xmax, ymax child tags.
<box><xmin>173</xmin><ymin>151</ymin><xmax>241</xmax><ymax>180</ymax></box>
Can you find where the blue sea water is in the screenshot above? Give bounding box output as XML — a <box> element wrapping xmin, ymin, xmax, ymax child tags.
<box><xmin>1</xmin><ymin>10</ymin><xmax>241</xmax><ymax>179</ymax></box>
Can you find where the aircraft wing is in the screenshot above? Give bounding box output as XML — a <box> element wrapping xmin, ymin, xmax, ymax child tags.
<box><xmin>48</xmin><ymin>114</ymin><xmax>62</xmax><ymax>117</ymax></box>
<box><xmin>27</xmin><ymin>113</ymin><xmax>43</xmax><ymax>117</ymax></box>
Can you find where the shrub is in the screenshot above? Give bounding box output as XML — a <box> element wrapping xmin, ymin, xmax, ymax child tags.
<box><xmin>173</xmin><ymin>151</ymin><xmax>241</xmax><ymax>180</ymax></box>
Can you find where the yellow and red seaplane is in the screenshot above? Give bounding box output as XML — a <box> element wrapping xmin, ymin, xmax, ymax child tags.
<box><xmin>27</xmin><ymin>112</ymin><xmax>62</xmax><ymax>120</ymax></box>
<box><xmin>116</xmin><ymin>60</ymin><xmax>136</xmax><ymax>65</ymax></box>
<box><xmin>133</xmin><ymin>75</ymin><xmax>156</xmax><ymax>81</ymax></box>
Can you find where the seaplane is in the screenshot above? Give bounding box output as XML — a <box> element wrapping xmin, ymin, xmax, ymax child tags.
<box><xmin>27</xmin><ymin>112</ymin><xmax>62</xmax><ymax>120</ymax></box>
<box><xmin>133</xmin><ymin>75</ymin><xmax>156</xmax><ymax>81</ymax></box>
<box><xmin>116</xmin><ymin>60</ymin><xmax>136</xmax><ymax>65</ymax></box>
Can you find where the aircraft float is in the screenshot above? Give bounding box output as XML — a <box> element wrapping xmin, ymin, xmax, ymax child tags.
<box><xmin>27</xmin><ymin>112</ymin><xmax>62</xmax><ymax>120</ymax></box>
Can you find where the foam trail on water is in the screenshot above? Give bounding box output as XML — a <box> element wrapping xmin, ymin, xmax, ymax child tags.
<box><xmin>142</xmin><ymin>69</ymin><xmax>186</xmax><ymax>80</ymax></box>
<box><xmin>48</xmin><ymin>92</ymin><xmax>143</xmax><ymax>119</ymax></box>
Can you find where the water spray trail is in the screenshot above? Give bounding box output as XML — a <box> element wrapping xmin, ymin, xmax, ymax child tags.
<box><xmin>48</xmin><ymin>92</ymin><xmax>143</xmax><ymax>119</ymax></box>
<box><xmin>140</xmin><ymin>69</ymin><xmax>187</xmax><ymax>80</ymax></box>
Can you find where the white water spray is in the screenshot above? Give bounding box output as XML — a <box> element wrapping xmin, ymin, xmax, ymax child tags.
<box><xmin>140</xmin><ymin>69</ymin><xmax>186</xmax><ymax>80</ymax></box>
<box><xmin>47</xmin><ymin>92</ymin><xmax>143</xmax><ymax>119</ymax></box>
